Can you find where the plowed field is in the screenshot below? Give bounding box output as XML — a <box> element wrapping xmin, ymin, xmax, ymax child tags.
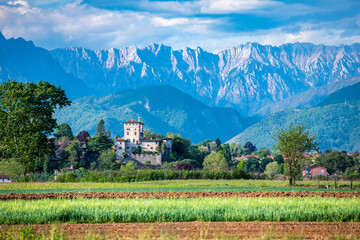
<box><xmin>1</xmin><ymin>190</ymin><xmax>359</xmax><ymax>200</ymax></box>
<box><xmin>1</xmin><ymin>222</ymin><xmax>359</xmax><ymax>239</ymax></box>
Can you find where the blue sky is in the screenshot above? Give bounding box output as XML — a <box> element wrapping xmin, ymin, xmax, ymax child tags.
<box><xmin>0</xmin><ymin>0</ymin><xmax>359</xmax><ymax>52</ymax></box>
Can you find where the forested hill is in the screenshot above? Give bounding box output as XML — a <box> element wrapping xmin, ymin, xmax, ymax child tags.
<box><xmin>227</xmin><ymin>81</ymin><xmax>360</xmax><ymax>152</ymax></box>
<box><xmin>319</xmin><ymin>81</ymin><xmax>360</xmax><ymax>106</ymax></box>
<box><xmin>54</xmin><ymin>85</ymin><xmax>250</xmax><ymax>143</ymax></box>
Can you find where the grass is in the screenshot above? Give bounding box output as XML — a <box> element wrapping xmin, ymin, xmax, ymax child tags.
<box><xmin>1</xmin><ymin>197</ymin><xmax>359</xmax><ymax>224</ymax></box>
<box><xmin>0</xmin><ymin>179</ymin><xmax>359</xmax><ymax>194</ymax></box>
<box><xmin>1</xmin><ymin>186</ymin><xmax>360</xmax><ymax>194</ymax></box>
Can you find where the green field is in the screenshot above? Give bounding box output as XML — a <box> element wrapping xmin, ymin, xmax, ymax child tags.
<box><xmin>1</xmin><ymin>197</ymin><xmax>359</xmax><ymax>224</ymax></box>
<box><xmin>1</xmin><ymin>179</ymin><xmax>359</xmax><ymax>193</ymax></box>
<box><xmin>1</xmin><ymin>185</ymin><xmax>359</xmax><ymax>194</ymax></box>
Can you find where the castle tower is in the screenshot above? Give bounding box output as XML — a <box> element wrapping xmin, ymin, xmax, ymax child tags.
<box><xmin>123</xmin><ymin>118</ymin><xmax>143</xmax><ymax>145</ymax></box>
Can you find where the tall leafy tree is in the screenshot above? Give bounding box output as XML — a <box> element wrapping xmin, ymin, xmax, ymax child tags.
<box><xmin>0</xmin><ymin>80</ymin><xmax>71</xmax><ymax>174</ymax></box>
<box><xmin>77</xmin><ymin>130</ymin><xmax>90</xmax><ymax>142</ymax></box>
<box><xmin>96</xmin><ymin>119</ymin><xmax>106</xmax><ymax>136</ymax></box>
<box><xmin>243</xmin><ymin>142</ymin><xmax>256</xmax><ymax>153</ymax></box>
<box><xmin>273</xmin><ymin>124</ymin><xmax>318</xmax><ymax>186</ymax></box>
<box><xmin>54</xmin><ymin>123</ymin><xmax>74</xmax><ymax>140</ymax></box>
<box><xmin>203</xmin><ymin>152</ymin><xmax>229</xmax><ymax>171</ymax></box>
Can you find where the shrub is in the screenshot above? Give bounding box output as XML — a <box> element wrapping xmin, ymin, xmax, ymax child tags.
<box><xmin>174</xmin><ymin>163</ymin><xmax>195</xmax><ymax>171</ymax></box>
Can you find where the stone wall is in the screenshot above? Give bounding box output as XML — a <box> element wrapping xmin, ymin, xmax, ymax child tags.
<box><xmin>130</xmin><ymin>153</ymin><xmax>162</xmax><ymax>166</ymax></box>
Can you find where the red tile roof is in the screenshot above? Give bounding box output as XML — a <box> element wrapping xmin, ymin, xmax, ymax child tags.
<box><xmin>116</xmin><ymin>137</ymin><xmax>127</xmax><ymax>141</ymax></box>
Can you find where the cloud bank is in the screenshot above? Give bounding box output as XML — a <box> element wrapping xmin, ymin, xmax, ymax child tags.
<box><xmin>0</xmin><ymin>0</ymin><xmax>359</xmax><ymax>52</ymax></box>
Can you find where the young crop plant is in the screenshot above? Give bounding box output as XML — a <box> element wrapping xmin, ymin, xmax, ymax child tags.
<box><xmin>0</xmin><ymin>197</ymin><xmax>359</xmax><ymax>224</ymax></box>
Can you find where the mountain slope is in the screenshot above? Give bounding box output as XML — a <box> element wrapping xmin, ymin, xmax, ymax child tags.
<box><xmin>319</xmin><ymin>81</ymin><xmax>360</xmax><ymax>106</ymax></box>
<box><xmin>51</xmin><ymin>42</ymin><xmax>360</xmax><ymax>116</ymax></box>
<box><xmin>54</xmin><ymin>85</ymin><xmax>249</xmax><ymax>143</ymax></box>
<box><xmin>227</xmin><ymin>81</ymin><xmax>360</xmax><ymax>152</ymax></box>
<box><xmin>0</xmin><ymin>32</ymin><xmax>93</xmax><ymax>99</ymax></box>
<box><xmin>253</xmin><ymin>76</ymin><xmax>360</xmax><ymax>117</ymax></box>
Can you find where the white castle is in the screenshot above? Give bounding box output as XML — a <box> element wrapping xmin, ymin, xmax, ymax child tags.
<box><xmin>115</xmin><ymin>118</ymin><xmax>172</xmax><ymax>159</ymax></box>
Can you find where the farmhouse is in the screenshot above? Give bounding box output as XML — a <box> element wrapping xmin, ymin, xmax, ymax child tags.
<box><xmin>302</xmin><ymin>164</ymin><xmax>328</xmax><ymax>177</ymax></box>
<box><xmin>115</xmin><ymin>118</ymin><xmax>172</xmax><ymax>164</ymax></box>
<box><xmin>0</xmin><ymin>174</ymin><xmax>11</xmax><ymax>182</ymax></box>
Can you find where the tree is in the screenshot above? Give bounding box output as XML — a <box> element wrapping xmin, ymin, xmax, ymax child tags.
<box><xmin>203</xmin><ymin>152</ymin><xmax>229</xmax><ymax>171</ymax></box>
<box><xmin>273</xmin><ymin>124</ymin><xmax>318</xmax><ymax>186</ymax></box>
<box><xmin>260</xmin><ymin>157</ymin><xmax>273</xmax><ymax>173</ymax></box>
<box><xmin>77</xmin><ymin>131</ymin><xmax>90</xmax><ymax>142</ymax></box>
<box><xmin>315</xmin><ymin>151</ymin><xmax>356</xmax><ymax>175</ymax></box>
<box><xmin>96</xmin><ymin>119</ymin><xmax>106</xmax><ymax>135</ymax></box>
<box><xmin>87</xmin><ymin>134</ymin><xmax>114</xmax><ymax>155</ymax></box>
<box><xmin>54</xmin><ymin>123</ymin><xmax>74</xmax><ymax>140</ymax></box>
<box><xmin>0</xmin><ymin>80</ymin><xmax>71</xmax><ymax>174</ymax></box>
<box><xmin>246</xmin><ymin>156</ymin><xmax>260</xmax><ymax>172</ymax></box>
<box><xmin>97</xmin><ymin>149</ymin><xmax>117</xmax><ymax>170</ymax></box>
<box><xmin>65</xmin><ymin>141</ymin><xmax>84</xmax><ymax>169</ymax></box>
<box><xmin>264</xmin><ymin>162</ymin><xmax>279</xmax><ymax>179</ymax></box>
<box><xmin>243</xmin><ymin>142</ymin><xmax>256</xmax><ymax>153</ymax></box>
<box><xmin>256</xmin><ymin>148</ymin><xmax>271</xmax><ymax>158</ymax></box>
<box><xmin>167</xmin><ymin>133</ymin><xmax>191</xmax><ymax>158</ymax></box>
<box><xmin>215</xmin><ymin>138</ymin><xmax>221</xmax><ymax>150</ymax></box>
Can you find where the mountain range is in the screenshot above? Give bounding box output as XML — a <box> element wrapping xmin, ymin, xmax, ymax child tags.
<box><xmin>51</xmin><ymin>42</ymin><xmax>360</xmax><ymax>117</ymax></box>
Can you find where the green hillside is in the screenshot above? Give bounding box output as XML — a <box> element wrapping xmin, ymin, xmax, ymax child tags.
<box><xmin>319</xmin><ymin>81</ymin><xmax>360</xmax><ymax>106</ymax></box>
<box><xmin>227</xmin><ymin>82</ymin><xmax>360</xmax><ymax>152</ymax></box>
<box><xmin>55</xmin><ymin>85</ymin><xmax>249</xmax><ymax>143</ymax></box>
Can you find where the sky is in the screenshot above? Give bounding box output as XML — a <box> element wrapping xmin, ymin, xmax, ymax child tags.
<box><xmin>0</xmin><ymin>0</ymin><xmax>359</xmax><ymax>52</ymax></box>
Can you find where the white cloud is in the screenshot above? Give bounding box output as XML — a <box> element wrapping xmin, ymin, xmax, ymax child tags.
<box><xmin>199</xmin><ymin>0</ymin><xmax>279</xmax><ymax>14</ymax></box>
<box><xmin>0</xmin><ymin>0</ymin><xmax>359</xmax><ymax>52</ymax></box>
<box><xmin>152</xmin><ymin>17</ymin><xmax>190</xmax><ymax>27</ymax></box>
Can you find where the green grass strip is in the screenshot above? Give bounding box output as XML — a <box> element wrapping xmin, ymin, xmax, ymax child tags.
<box><xmin>1</xmin><ymin>186</ymin><xmax>359</xmax><ymax>194</ymax></box>
<box><xmin>1</xmin><ymin>180</ymin><xmax>359</xmax><ymax>191</ymax></box>
<box><xmin>1</xmin><ymin>197</ymin><xmax>359</xmax><ymax>224</ymax></box>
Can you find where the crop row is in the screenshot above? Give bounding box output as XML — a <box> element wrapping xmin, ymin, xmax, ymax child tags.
<box><xmin>1</xmin><ymin>197</ymin><xmax>359</xmax><ymax>224</ymax></box>
<box><xmin>1</xmin><ymin>179</ymin><xmax>359</xmax><ymax>191</ymax></box>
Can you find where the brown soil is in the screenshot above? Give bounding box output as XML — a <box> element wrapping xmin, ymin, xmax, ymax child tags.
<box><xmin>1</xmin><ymin>222</ymin><xmax>359</xmax><ymax>239</ymax></box>
<box><xmin>1</xmin><ymin>191</ymin><xmax>359</xmax><ymax>200</ymax></box>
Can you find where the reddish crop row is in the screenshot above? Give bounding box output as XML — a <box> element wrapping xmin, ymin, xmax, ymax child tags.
<box><xmin>1</xmin><ymin>191</ymin><xmax>359</xmax><ymax>200</ymax></box>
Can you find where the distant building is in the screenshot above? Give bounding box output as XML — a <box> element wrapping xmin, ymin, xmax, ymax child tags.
<box><xmin>115</xmin><ymin>118</ymin><xmax>172</xmax><ymax>161</ymax></box>
<box><xmin>0</xmin><ymin>174</ymin><xmax>11</xmax><ymax>183</ymax></box>
<box><xmin>302</xmin><ymin>164</ymin><xmax>328</xmax><ymax>177</ymax></box>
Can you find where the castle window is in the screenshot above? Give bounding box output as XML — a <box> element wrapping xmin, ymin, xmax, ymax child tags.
<box><xmin>151</xmin><ymin>147</ymin><xmax>153</xmax><ymax>150</ymax></box>
<box><xmin>119</xmin><ymin>147</ymin><xmax>122</xmax><ymax>149</ymax></box>
<box><xmin>133</xmin><ymin>139</ymin><xmax>135</xmax><ymax>142</ymax></box>
<box><xmin>127</xmin><ymin>132</ymin><xmax>129</xmax><ymax>135</ymax></box>
<box><xmin>135</xmin><ymin>132</ymin><xmax>137</xmax><ymax>135</ymax></box>
<box><xmin>127</xmin><ymin>147</ymin><xmax>129</xmax><ymax>149</ymax></box>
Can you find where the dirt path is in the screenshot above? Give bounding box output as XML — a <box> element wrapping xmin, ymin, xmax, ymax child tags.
<box><xmin>1</xmin><ymin>191</ymin><xmax>359</xmax><ymax>200</ymax></box>
<box><xmin>1</xmin><ymin>222</ymin><xmax>359</xmax><ymax>239</ymax></box>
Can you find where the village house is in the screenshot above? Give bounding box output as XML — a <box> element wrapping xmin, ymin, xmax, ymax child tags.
<box><xmin>115</xmin><ymin>118</ymin><xmax>172</xmax><ymax>165</ymax></box>
<box><xmin>0</xmin><ymin>174</ymin><xmax>11</xmax><ymax>182</ymax></box>
<box><xmin>302</xmin><ymin>164</ymin><xmax>328</xmax><ymax>177</ymax></box>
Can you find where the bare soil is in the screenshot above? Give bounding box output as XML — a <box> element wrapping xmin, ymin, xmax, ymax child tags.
<box><xmin>1</xmin><ymin>191</ymin><xmax>359</xmax><ymax>200</ymax></box>
<box><xmin>1</xmin><ymin>222</ymin><xmax>359</xmax><ymax>239</ymax></box>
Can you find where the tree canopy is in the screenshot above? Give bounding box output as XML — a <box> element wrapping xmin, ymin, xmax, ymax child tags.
<box><xmin>0</xmin><ymin>80</ymin><xmax>71</xmax><ymax>174</ymax></box>
<box><xmin>203</xmin><ymin>152</ymin><xmax>229</xmax><ymax>171</ymax></box>
<box><xmin>273</xmin><ymin>124</ymin><xmax>318</xmax><ymax>186</ymax></box>
<box><xmin>54</xmin><ymin>123</ymin><xmax>74</xmax><ymax>140</ymax></box>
